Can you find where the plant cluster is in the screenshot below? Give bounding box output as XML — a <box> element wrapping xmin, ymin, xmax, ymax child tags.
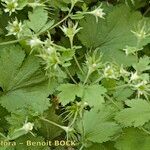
<box><xmin>0</xmin><ymin>0</ymin><xmax>150</xmax><ymax>150</ymax></box>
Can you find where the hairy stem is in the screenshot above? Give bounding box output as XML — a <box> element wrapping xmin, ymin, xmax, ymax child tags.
<box><xmin>38</xmin><ymin>3</ymin><xmax>74</xmax><ymax>35</ymax></box>
<box><xmin>0</xmin><ymin>132</ymin><xmax>6</xmax><ymax>139</ymax></box>
<box><xmin>135</xmin><ymin>38</ymin><xmax>141</xmax><ymax>64</ymax></box>
<box><xmin>108</xmin><ymin>84</ymin><xmax>131</xmax><ymax>90</ymax></box>
<box><xmin>143</xmin><ymin>7</ymin><xmax>150</xmax><ymax>16</ymax></box>
<box><xmin>139</xmin><ymin>127</ymin><xmax>150</xmax><ymax>135</ymax></box>
<box><xmin>65</xmin><ymin>68</ymin><xmax>77</xmax><ymax>84</ymax></box>
<box><xmin>79</xmin><ymin>145</ymin><xmax>84</xmax><ymax>150</ymax></box>
<box><xmin>93</xmin><ymin>77</ymin><xmax>103</xmax><ymax>84</ymax></box>
<box><xmin>70</xmin><ymin>37</ymin><xmax>84</xmax><ymax>75</ymax></box>
<box><xmin>74</xmin><ymin>55</ymin><xmax>84</xmax><ymax>74</ymax></box>
<box><xmin>0</xmin><ymin>39</ymin><xmax>25</xmax><ymax>46</ymax></box>
<box><xmin>69</xmin><ymin>110</ymin><xmax>78</xmax><ymax>127</ymax></box>
<box><xmin>40</xmin><ymin>117</ymin><xmax>67</xmax><ymax>131</ymax></box>
<box><xmin>83</xmin><ymin>70</ymin><xmax>91</xmax><ymax>85</ymax></box>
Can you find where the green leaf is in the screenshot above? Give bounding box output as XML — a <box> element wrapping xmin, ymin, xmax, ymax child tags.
<box><xmin>115</xmin><ymin>99</ymin><xmax>150</xmax><ymax>127</ymax></box>
<box><xmin>113</xmin><ymin>88</ymin><xmax>133</xmax><ymax>101</ymax></box>
<box><xmin>84</xmin><ymin>144</ymin><xmax>106</xmax><ymax>150</ymax></box>
<box><xmin>54</xmin><ymin>147</ymin><xmax>66</xmax><ymax>150</ymax></box>
<box><xmin>0</xmin><ymin>105</ymin><xmax>9</xmax><ymax>133</ymax></box>
<box><xmin>0</xmin><ymin>85</ymin><xmax>50</xmax><ymax>114</ymax></box>
<box><xmin>83</xmin><ymin>85</ymin><xmax>107</xmax><ymax>108</ymax></box>
<box><xmin>78</xmin><ymin>5</ymin><xmax>141</xmax><ymax>49</ymax></box>
<box><xmin>57</xmin><ymin>84</ymin><xmax>106</xmax><ymax>107</ymax></box>
<box><xmin>115</xmin><ymin>128</ymin><xmax>150</xmax><ymax>150</ymax></box>
<box><xmin>27</xmin><ymin>7</ymin><xmax>48</xmax><ymax>33</ymax></box>
<box><xmin>101</xmin><ymin>49</ymin><xmax>137</xmax><ymax>66</ymax></box>
<box><xmin>124</xmin><ymin>0</ymin><xmax>147</xmax><ymax>9</ymax></box>
<box><xmin>18</xmin><ymin>0</ymin><xmax>28</xmax><ymax>9</ymax></box>
<box><xmin>81</xmin><ymin>109</ymin><xmax>121</xmax><ymax>143</ymax></box>
<box><xmin>0</xmin><ymin>147</ymin><xmax>14</xmax><ymax>150</ymax></box>
<box><xmin>78</xmin><ymin>5</ymin><xmax>150</xmax><ymax>51</ymax></box>
<box><xmin>133</xmin><ymin>56</ymin><xmax>150</xmax><ymax>72</ymax></box>
<box><xmin>78</xmin><ymin>5</ymin><xmax>150</xmax><ymax>65</ymax></box>
<box><xmin>48</xmin><ymin>0</ymin><xmax>70</xmax><ymax>10</ymax></box>
<box><xmin>0</xmin><ymin>45</ymin><xmax>50</xmax><ymax>114</ymax></box>
<box><xmin>85</xmin><ymin>142</ymin><xmax>117</xmax><ymax>150</ymax></box>
<box><xmin>0</xmin><ymin>45</ymin><xmax>25</xmax><ymax>91</ymax></box>
<box><xmin>57</xmin><ymin>84</ymin><xmax>84</xmax><ymax>105</ymax></box>
<box><xmin>39</xmin><ymin>20</ymin><xmax>55</xmax><ymax>34</ymax></box>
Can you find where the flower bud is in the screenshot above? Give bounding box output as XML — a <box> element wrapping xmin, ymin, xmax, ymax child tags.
<box><xmin>103</xmin><ymin>65</ymin><xmax>116</xmax><ymax>79</ymax></box>
<box><xmin>22</xmin><ymin>122</ymin><xmax>34</xmax><ymax>132</ymax></box>
<box><xmin>60</xmin><ymin>21</ymin><xmax>82</xmax><ymax>41</ymax></box>
<box><xmin>87</xmin><ymin>4</ymin><xmax>105</xmax><ymax>22</ymax></box>
<box><xmin>130</xmin><ymin>71</ymin><xmax>139</xmax><ymax>82</ymax></box>
<box><xmin>123</xmin><ymin>46</ymin><xmax>142</xmax><ymax>55</ymax></box>
<box><xmin>29</xmin><ymin>37</ymin><xmax>43</xmax><ymax>48</ymax></box>
<box><xmin>131</xmin><ymin>21</ymin><xmax>150</xmax><ymax>40</ymax></box>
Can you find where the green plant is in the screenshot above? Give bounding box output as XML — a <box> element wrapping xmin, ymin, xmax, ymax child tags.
<box><xmin>0</xmin><ymin>0</ymin><xmax>150</xmax><ymax>150</ymax></box>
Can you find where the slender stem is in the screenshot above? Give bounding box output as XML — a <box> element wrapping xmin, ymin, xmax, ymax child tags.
<box><xmin>73</xmin><ymin>48</ymin><xmax>84</xmax><ymax>74</ymax></box>
<box><xmin>65</xmin><ymin>68</ymin><xmax>77</xmax><ymax>84</ymax></box>
<box><xmin>93</xmin><ymin>77</ymin><xmax>103</xmax><ymax>84</ymax></box>
<box><xmin>135</xmin><ymin>38</ymin><xmax>141</xmax><ymax>64</ymax></box>
<box><xmin>83</xmin><ymin>70</ymin><xmax>90</xmax><ymax>85</ymax></box>
<box><xmin>66</xmin><ymin>132</ymin><xmax>69</xmax><ymax>141</ymax></box>
<box><xmin>108</xmin><ymin>84</ymin><xmax>130</xmax><ymax>90</ymax></box>
<box><xmin>38</xmin><ymin>15</ymin><xmax>69</xmax><ymax>36</ymax></box>
<box><xmin>79</xmin><ymin>145</ymin><xmax>84</xmax><ymax>150</ymax></box>
<box><xmin>0</xmin><ymin>132</ymin><xmax>6</xmax><ymax>139</ymax></box>
<box><xmin>70</xmin><ymin>37</ymin><xmax>84</xmax><ymax>75</ymax></box>
<box><xmin>63</xmin><ymin>112</ymin><xmax>73</xmax><ymax>122</ymax></box>
<box><xmin>143</xmin><ymin>7</ymin><xmax>150</xmax><ymax>16</ymax></box>
<box><xmin>74</xmin><ymin>55</ymin><xmax>84</xmax><ymax>74</ymax></box>
<box><xmin>139</xmin><ymin>127</ymin><xmax>150</xmax><ymax>135</ymax></box>
<box><xmin>104</xmin><ymin>94</ymin><xmax>121</xmax><ymax>110</ymax></box>
<box><xmin>40</xmin><ymin>117</ymin><xmax>73</xmax><ymax>142</ymax></box>
<box><xmin>51</xmin><ymin>15</ymin><xmax>69</xmax><ymax>30</ymax></box>
<box><xmin>29</xmin><ymin>131</ymin><xmax>35</xmax><ymax>137</ymax></box>
<box><xmin>69</xmin><ymin>110</ymin><xmax>78</xmax><ymax>127</ymax></box>
<box><xmin>38</xmin><ymin>3</ymin><xmax>74</xmax><ymax>36</ymax></box>
<box><xmin>0</xmin><ymin>38</ymin><xmax>25</xmax><ymax>46</ymax></box>
<box><xmin>80</xmin><ymin>113</ymin><xmax>85</xmax><ymax>150</ymax></box>
<box><xmin>40</xmin><ymin>117</ymin><xmax>67</xmax><ymax>131</ymax></box>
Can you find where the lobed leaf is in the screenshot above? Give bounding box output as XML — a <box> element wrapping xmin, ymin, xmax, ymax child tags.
<box><xmin>0</xmin><ymin>45</ymin><xmax>50</xmax><ymax>114</ymax></box>
<box><xmin>115</xmin><ymin>99</ymin><xmax>150</xmax><ymax>127</ymax></box>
